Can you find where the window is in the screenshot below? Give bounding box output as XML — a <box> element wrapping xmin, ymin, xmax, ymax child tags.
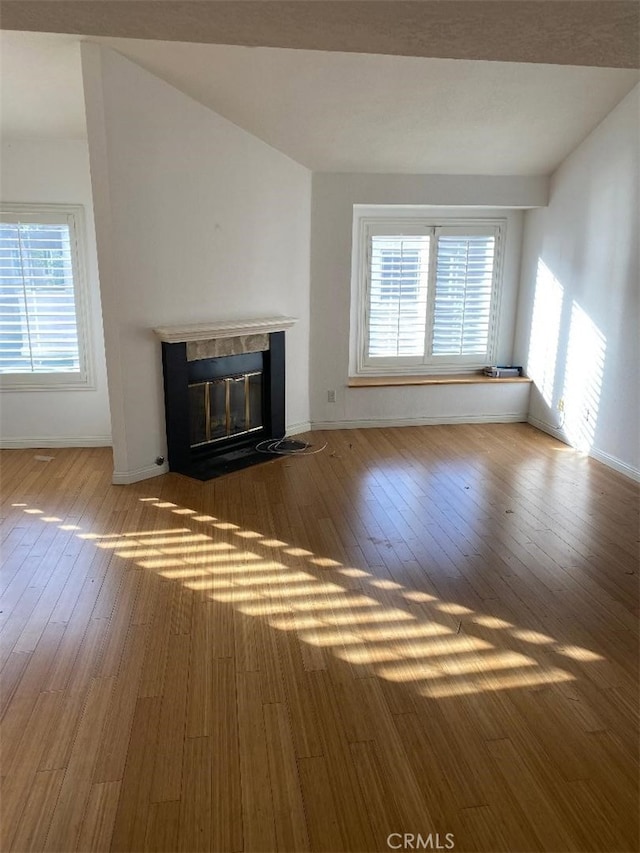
<box><xmin>0</xmin><ymin>204</ymin><xmax>93</xmax><ymax>390</ymax></box>
<box><xmin>352</xmin><ymin>216</ymin><xmax>506</xmax><ymax>375</ymax></box>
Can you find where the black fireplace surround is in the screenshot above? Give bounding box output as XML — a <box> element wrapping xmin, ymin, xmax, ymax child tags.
<box><xmin>160</xmin><ymin>331</ymin><xmax>286</xmax><ymax>480</ymax></box>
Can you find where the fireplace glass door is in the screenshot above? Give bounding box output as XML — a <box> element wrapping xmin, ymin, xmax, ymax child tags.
<box><xmin>188</xmin><ymin>371</ymin><xmax>263</xmax><ymax>448</ymax></box>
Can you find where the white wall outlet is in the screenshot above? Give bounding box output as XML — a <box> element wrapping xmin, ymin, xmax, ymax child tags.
<box><xmin>557</xmin><ymin>397</ymin><xmax>565</xmax><ymax>412</ymax></box>
<box><xmin>327</xmin><ymin>389</ymin><xmax>336</xmax><ymax>403</ymax></box>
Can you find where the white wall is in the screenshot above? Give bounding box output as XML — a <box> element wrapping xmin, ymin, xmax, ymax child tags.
<box><xmin>310</xmin><ymin>173</ymin><xmax>548</xmax><ymax>428</ymax></box>
<box><xmin>514</xmin><ymin>84</ymin><xmax>640</xmax><ymax>480</ymax></box>
<box><xmin>0</xmin><ymin>139</ymin><xmax>111</xmax><ymax>447</ymax></box>
<box><xmin>81</xmin><ymin>45</ymin><xmax>311</xmax><ymax>483</ymax></box>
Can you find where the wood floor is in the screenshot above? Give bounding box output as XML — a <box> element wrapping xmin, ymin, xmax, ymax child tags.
<box><xmin>1</xmin><ymin>423</ymin><xmax>638</xmax><ymax>853</ymax></box>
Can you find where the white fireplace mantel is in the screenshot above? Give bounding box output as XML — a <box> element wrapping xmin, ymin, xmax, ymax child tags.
<box><xmin>153</xmin><ymin>315</ymin><xmax>297</xmax><ymax>344</ymax></box>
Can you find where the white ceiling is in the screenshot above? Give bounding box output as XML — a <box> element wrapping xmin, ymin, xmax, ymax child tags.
<box><xmin>1</xmin><ymin>30</ymin><xmax>638</xmax><ymax>175</ymax></box>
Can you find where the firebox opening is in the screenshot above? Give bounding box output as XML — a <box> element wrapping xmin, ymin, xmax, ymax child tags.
<box><xmin>189</xmin><ymin>370</ymin><xmax>263</xmax><ymax>448</ymax></box>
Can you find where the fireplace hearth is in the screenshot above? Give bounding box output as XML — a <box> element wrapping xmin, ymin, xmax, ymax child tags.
<box><xmin>154</xmin><ymin>317</ymin><xmax>296</xmax><ymax>480</ymax></box>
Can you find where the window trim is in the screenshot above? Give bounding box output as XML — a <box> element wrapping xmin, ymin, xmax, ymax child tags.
<box><xmin>350</xmin><ymin>213</ymin><xmax>507</xmax><ymax>377</ymax></box>
<box><xmin>0</xmin><ymin>203</ymin><xmax>95</xmax><ymax>392</ymax></box>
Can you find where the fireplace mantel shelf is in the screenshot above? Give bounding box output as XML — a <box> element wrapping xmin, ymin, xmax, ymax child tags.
<box><xmin>153</xmin><ymin>316</ymin><xmax>297</xmax><ymax>343</ymax></box>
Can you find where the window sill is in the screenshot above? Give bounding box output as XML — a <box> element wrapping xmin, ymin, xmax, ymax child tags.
<box><xmin>0</xmin><ymin>374</ymin><xmax>94</xmax><ymax>392</ymax></box>
<box><xmin>348</xmin><ymin>374</ymin><xmax>532</xmax><ymax>388</ymax></box>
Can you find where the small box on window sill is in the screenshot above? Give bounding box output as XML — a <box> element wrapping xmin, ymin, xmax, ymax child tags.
<box><xmin>484</xmin><ymin>365</ymin><xmax>523</xmax><ymax>378</ymax></box>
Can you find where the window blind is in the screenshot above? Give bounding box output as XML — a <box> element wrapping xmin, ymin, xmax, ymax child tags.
<box><xmin>368</xmin><ymin>235</ymin><xmax>430</xmax><ymax>357</ymax></box>
<box><xmin>432</xmin><ymin>233</ymin><xmax>496</xmax><ymax>357</ymax></box>
<box><xmin>0</xmin><ymin>220</ymin><xmax>81</xmax><ymax>374</ymax></box>
<box><xmin>361</xmin><ymin>221</ymin><xmax>501</xmax><ymax>370</ymax></box>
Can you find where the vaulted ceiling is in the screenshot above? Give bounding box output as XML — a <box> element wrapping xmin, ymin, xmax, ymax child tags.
<box><xmin>1</xmin><ymin>2</ymin><xmax>638</xmax><ymax>175</ymax></box>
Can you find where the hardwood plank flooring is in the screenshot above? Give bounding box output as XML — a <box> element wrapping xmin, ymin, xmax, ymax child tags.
<box><xmin>0</xmin><ymin>424</ymin><xmax>638</xmax><ymax>852</ymax></box>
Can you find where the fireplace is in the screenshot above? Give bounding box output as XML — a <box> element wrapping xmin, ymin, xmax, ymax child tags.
<box><xmin>154</xmin><ymin>317</ymin><xmax>296</xmax><ymax>480</ymax></box>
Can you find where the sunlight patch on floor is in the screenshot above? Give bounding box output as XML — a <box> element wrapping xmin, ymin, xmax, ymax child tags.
<box><xmin>9</xmin><ymin>496</ymin><xmax>609</xmax><ymax>699</ymax></box>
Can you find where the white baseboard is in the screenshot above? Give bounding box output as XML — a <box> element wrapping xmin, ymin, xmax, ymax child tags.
<box><xmin>527</xmin><ymin>415</ymin><xmax>570</xmax><ymax>443</ymax></box>
<box><xmin>286</xmin><ymin>421</ymin><xmax>312</xmax><ymax>436</ymax></box>
<box><xmin>112</xmin><ymin>461</ymin><xmax>169</xmax><ymax>485</ymax></box>
<box><xmin>588</xmin><ymin>447</ymin><xmax>640</xmax><ymax>483</ymax></box>
<box><xmin>0</xmin><ymin>435</ymin><xmax>112</xmax><ymax>449</ymax></box>
<box><xmin>311</xmin><ymin>413</ymin><xmax>527</xmax><ymax>430</ymax></box>
<box><xmin>528</xmin><ymin>416</ymin><xmax>639</xmax><ymax>483</ymax></box>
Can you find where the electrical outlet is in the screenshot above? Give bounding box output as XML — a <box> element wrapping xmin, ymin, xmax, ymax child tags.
<box><xmin>327</xmin><ymin>389</ymin><xmax>336</xmax><ymax>403</ymax></box>
<box><xmin>557</xmin><ymin>398</ymin><xmax>565</xmax><ymax>412</ymax></box>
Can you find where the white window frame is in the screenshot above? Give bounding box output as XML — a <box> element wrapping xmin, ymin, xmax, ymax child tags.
<box><xmin>0</xmin><ymin>203</ymin><xmax>94</xmax><ymax>391</ymax></box>
<box><xmin>350</xmin><ymin>212</ymin><xmax>507</xmax><ymax>376</ymax></box>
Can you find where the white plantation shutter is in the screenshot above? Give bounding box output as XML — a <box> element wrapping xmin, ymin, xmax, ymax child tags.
<box><xmin>368</xmin><ymin>235</ymin><xmax>430</xmax><ymax>357</ymax></box>
<box><xmin>360</xmin><ymin>218</ymin><xmax>503</xmax><ymax>372</ymax></box>
<box><xmin>0</xmin><ymin>207</ymin><xmax>89</xmax><ymax>387</ymax></box>
<box><xmin>432</xmin><ymin>227</ymin><xmax>497</xmax><ymax>357</ymax></box>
